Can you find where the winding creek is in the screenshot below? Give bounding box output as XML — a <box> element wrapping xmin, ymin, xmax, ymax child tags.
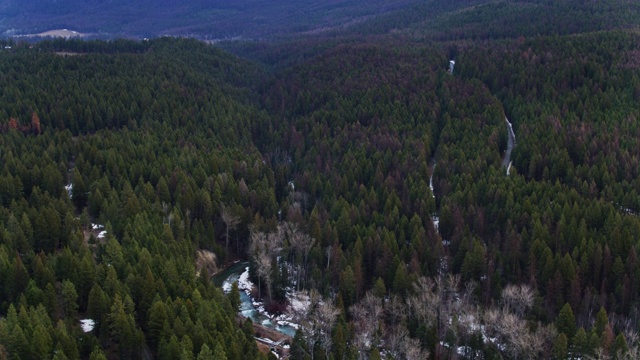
<box><xmin>212</xmin><ymin>262</ymin><xmax>297</xmax><ymax>337</ymax></box>
<box><xmin>502</xmin><ymin>117</ymin><xmax>516</xmax><ymax>175</ymax></box>
<box><xmin>429</xmin><ymin>159</ymin><xmax>440</xmax><ymax>233</ymax></box>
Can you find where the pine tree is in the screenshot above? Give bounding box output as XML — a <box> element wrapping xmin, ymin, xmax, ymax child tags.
<box><xmin>228</xmin><ymin>282</ymin><xmax>241</xmax><ymax>312</ymax></box>
<box><xmin>71</xmin><ymin>169</ymin><xmax>88</xmax><ymax>211</ymax></box>
<box><xmin>55</xmin><ymin>320</ymin><xmax>80</xmax><ymax>360</ymax></box>
<box><xmin>196</xmin><ymin>344</ymin><xmax>214</xmax><ymax>360</ymax></box>
<box><xmin>8</xmin><ymin>324</ymin><xmax>29</xmax><ymax>360</ymax></box>
<box><xmin>147</xmin><ymin>300</ymin><xmax>169</xmax><ymax>349</ymax></box>
<box><xmin>212</xmin><ymin>342</ymin><xmax>227</xmax><ymax>360</ymax></box>
<box><xmin>594</xmin><ymin>307</ymin><xmax>608</xmax><ymax>336</ymax></box>
<box><xmin>552</xmin><ymin>333</ymin><xmax>568</xmax><ymax>360</ymax></box>
<box><xmin>61</xmin><ymin>280</ymin><xmax>79</xmax><ymax>317</ymax></box>
<box><xmin>612</xmin><ymin>333</ymin><xmax>628</xmax><ymax>358</ymax></box>
<box><xmin>89</xmin><ymin>346</ymin><xmax>108</xmax><ymax>360</ymax></box>
<box><xmin>572</xmin><ymin>327</ymin><xmax>588</xmax><ymax>358</ymax></box>
<box><xmin>556</xmin><ymin>303</ymin><xmax>577</xmax><ymax>340</ymax></box>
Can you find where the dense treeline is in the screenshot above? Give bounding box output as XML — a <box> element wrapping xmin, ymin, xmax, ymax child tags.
<box><xmin>247</xmin><ymin>19</ymin><xmax>640</xmax><ymax>360</ymax></box>
<box><xmin>0</xmin><ymin>38</ymin><xmax>270</xmax><ymax>359</ymax></box>
<box><xmin>338</xmin><ymin>0</ymin><xmax>640</xmax><ymax>41</ymax></box>
<box><xmin>456</xmin><ymin>31</ymin><xmax>640</xmax><ymax>318</ymax></box>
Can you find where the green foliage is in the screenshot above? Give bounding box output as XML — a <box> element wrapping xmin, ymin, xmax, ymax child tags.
<box><xmin>1</xmin><ymin>7</ymin><xmax>640</xmax><ymax>357</ymax></box>
<box><xmin>556</xmin><ymin>303</ymin><xmax>577</xmax><ymax>340</ymax></box>
<box><xmin>227</xmin><ymin>282</ymin><xmax>241</xmax><ymax>313</ymax></box>
<box><xmin>552</xmin><ymin>333</ymin><xmax>568</xmax><ymax>360</ymax></box>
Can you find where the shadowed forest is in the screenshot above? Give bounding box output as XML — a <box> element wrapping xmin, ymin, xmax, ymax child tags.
<box><xmin>1</xmin><ymin>0</ymin><xmax>640</xmax><ymax>359</ymax></box>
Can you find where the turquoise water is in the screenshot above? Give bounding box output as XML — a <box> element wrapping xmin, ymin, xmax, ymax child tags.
<box><xmin>215</xmin><ymin>262</ymin><xmax>297</xmax><ymax>337</ymax></box>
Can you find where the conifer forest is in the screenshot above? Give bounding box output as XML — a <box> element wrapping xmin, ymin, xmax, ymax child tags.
<box><xmin>1</xmin><ymin>0</ymin><xmax>640</xmax><ymax>359</ymax></box>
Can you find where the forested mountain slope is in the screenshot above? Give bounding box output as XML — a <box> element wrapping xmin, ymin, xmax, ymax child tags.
<box><xmin>1</xmin><ymin>0</ymin><xmax>640</xmax><ymax>359</ymax></box>
<box><xmin>0</xmin><ymin>38</ymin><xmax>271</xmax><ymax>360</ymax></box>
<box><xmin>343</xmin><ymin>0</ymin><xmax>640</xmax><ymax>40</ymax></box>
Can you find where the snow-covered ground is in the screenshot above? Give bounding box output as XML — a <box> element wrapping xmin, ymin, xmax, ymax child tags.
<box><xmin>65</xmin><ymin>184</ymin><xmax>73</xmax><ymax>198</ymax></box>
<box><xmin>91</xmin><ymin>224</ymin><xmax>107</xmax><ymax>239</ymax></box>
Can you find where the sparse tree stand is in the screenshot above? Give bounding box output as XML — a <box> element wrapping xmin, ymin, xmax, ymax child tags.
<box><xmin>291</xmin><ymin>290</ymin><xmax>340</xmax><ymax>360</ymax></box>
<box><xmin>249</xmin><ymin>227</ymin><xmax>283</xmax><ymax>301</ymax></box>
<box><xmin>282</xmin><ymin>222</ymin><xmax>316</xmax><ymax>291</ymax></box>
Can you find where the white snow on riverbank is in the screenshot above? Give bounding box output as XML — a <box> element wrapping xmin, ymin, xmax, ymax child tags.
<box><xmin>222</xmin><ymin>266</ymin><xmax>303</xmax><ymax>334</ymax></box>
<box><xmin>222</xmin><ymin>266</ymin><xmax>254</xmax><ymax>295</ymax></box>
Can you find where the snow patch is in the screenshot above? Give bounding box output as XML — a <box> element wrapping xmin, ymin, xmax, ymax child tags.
<box><xmin>92</xmin><ymin>223</ymin><xmax>105</xmax><ymax>230</ymax></box>
<box><xmin>65</xmin><ymin>184</ymin><xmax>73</xmax><ymax>198</ymax></box>
<box><xmin>80</xmin><ymin>319</ymin><xmax>95</xmax><ymax>332</ymax></box>
<box><xmin>97</xmin><ymin>231</ymin><xmax>107</xmax><ymax>239</ymax></box>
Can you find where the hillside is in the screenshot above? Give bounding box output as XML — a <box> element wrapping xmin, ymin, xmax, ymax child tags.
<box><xmin>1</xmin><ymin>1</ymin><xmax>640</xmax><ymax>359</ymax></box>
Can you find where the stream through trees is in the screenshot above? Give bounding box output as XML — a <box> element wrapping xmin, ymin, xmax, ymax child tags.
<box><xmin>502</xmin><ymin>117</ymin><xmax>516</xmax><ymax>175</ymax></box>
<box><xmin>212</xmin><ymin>262</ymin><xmax>297</xmax><ymax>337</ymax></box>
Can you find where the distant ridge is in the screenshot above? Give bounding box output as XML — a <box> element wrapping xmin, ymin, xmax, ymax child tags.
<box><xmin>15</xmin><ymin>29</ymin><xmax>90</xmax><ymax>39</ymax></box>
<box><xmin>0</xmin><ymin>0</ymin><xmax>417</xmax><ymax>39</ymax></box>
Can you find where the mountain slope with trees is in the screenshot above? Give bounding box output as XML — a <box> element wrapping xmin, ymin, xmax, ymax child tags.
<box><xmin>0</xmin><ymin>1</ymin><xmax>640</xmax><ymax>359</ymax></box>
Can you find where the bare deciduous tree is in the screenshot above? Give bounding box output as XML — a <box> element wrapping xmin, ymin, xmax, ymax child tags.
<box><xmin>351</xmin><ymin>291</ymin><xmax>383</xmax><ymax>360</ymax></box>
<box><xmin>501</xmin><ymin>283</ymin><xmax>534</xmax><ymax>317</ymax></box>
<box><xmin>404</xmin><ymin>336</ymin><xmax>430</xmax><ymax>360</ymax></box>
<box><xmin>249</xmin><ymin>227</ymin><xmax>282</xmax><ymax>301</ymax></box>
<box><xmin>484</xmin><ymin>307</ymin><xmax>553</xmax><ymax>360</ymax></box>
<box><xmin>386</xmin><ymin>294</ymin><xmax>408</xmax><ymax>326</ymax></box>
<box><xmin>290</xmin><ymin>289</ymin><xmax>340</xmax><ymax>360</ymax></box>
<box><xmin>221</xmin><ymin>204</ymin><xmax>240</xmax><ymax>253</ymax></box>
<box><xmin>280</xmin><ymin>222</ymin><xmax>316</xmax><ymax>290</ymax></box>
<box><xmin>385</xmin><ymin>325</ymin><xmax>409</xmax><ymax>359</ymax></box>
<box><xmin>256</xmin><ymin>250</ymin><xmax>272</xmax><ymax>301</ymax></box>
<box><xmin>408</xmin><ymin>274</ymin><xmax>461</xmax><ymax>343</ymax></box>
<box><xmin>385</xmin><ymin>324</ymin><xmax>430</xmax><ymax>360</ymax></box>
<box><xmin>408</xmin><ymin>276</ymin><xmax>439</xmax><ymax>329</ymax></box>
<box><xmin>620</xmin><ymin>330</ymin><xmax>639</xmax><ymax>360</ymax></box>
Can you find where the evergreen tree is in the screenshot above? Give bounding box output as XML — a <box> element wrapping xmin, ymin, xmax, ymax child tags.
<box><xmin>552</xmin><ymin>333</ymin><xmax>568</xmax><ymax>360</ymax></box>
<box><xmin>196</xmin><ymin>344</ymin><xmax>214</xmax><ymax>360</ymax></box>
<box><xmin>556</xmin><ymin>303</ymin><xmax>577</xmax><ymax>340</ymax></box>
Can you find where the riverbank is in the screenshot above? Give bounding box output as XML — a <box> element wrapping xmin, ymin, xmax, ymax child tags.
<box><xmin>217</xmin><ymin>262</ymin><xmax>300</xmax><ymax>337</ymax></box>
<box><xmin>239</xmin><ymin>315</ymin><xmax>292</xmax><ymax>358</ymax></box>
